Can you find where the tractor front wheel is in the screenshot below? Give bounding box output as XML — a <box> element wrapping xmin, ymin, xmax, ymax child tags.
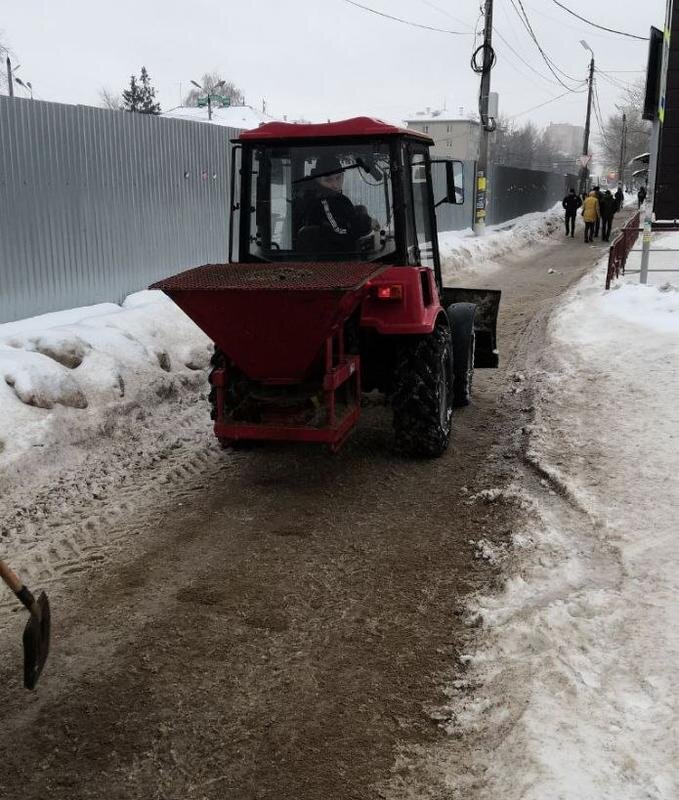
<box><xmin>391</xmin><ymin>325</ymin><xmax>454</xmax><ymax>458</ymax></box>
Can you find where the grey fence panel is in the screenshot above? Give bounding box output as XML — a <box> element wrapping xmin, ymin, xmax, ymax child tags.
<box><xmin>0</xmin><ymin>95</ymin><xmax>239</xmax><ymax>323</ymax></box>
<box><xmin>487</xmin><ymin>165</ymin><xmax>579</xmax><ymax>226</ymax></box>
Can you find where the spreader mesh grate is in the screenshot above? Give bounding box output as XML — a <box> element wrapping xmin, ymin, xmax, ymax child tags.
<box><xmin>150</xmin><ymin>262</ymin><xmax>386</xmax><ymax>292</ymax></box>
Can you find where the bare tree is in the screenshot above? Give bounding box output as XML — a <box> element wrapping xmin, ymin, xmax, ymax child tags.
<box><xmin>597</xmin><ymin>79</ymin><xmax>650</xmax><ymax>179</ymax></box>
<box><xmin>183</xmin><ymin>71</ymin><xmax>245</xmax><ymax>107</ymax></box>
<box><xmin>99</xmin><ymin>87</ymin><xmax>123</xmax><ymax>111</ymax></box>
<box><xmin>490</xmin><ymin>116</ymin><xmax>566</xmax><ymax>171</ymax></box>
<box><xmin>0</xmin><ymin>32</ymin><xmax>10</xmax><ymax>94</ymax></box>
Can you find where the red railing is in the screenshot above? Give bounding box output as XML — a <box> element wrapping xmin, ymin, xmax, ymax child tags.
<box><xmin>605</xmin><ymin>211</ymin><xmax>641</xmax><ymax>289</ymax></box>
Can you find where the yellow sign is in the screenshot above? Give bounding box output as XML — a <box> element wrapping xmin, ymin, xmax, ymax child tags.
<box><xmin>477</xmin><ymin>176</ymin><xmax>487</xmax><ymax>191</ymax></box>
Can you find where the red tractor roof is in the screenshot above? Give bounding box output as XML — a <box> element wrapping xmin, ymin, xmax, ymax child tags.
<box><xmin>236</xmin><ymin>116</ymin><xmax>433</xmax><ymax>144</ymax></box>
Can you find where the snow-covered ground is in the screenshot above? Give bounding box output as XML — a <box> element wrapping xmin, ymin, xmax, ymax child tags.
<box><xmin>0</xmin><ymin>292</ymin><xmax>211</xmax><ymax>471</ymax></box>
<box><xmin>4</xmin><ymin>205</ymin><xmax>677</xmax><ymax>796</ymax></box>
<box><xmin>450</xmin><ymin>232</ymin><xmax>679</xmax><ymax>799</ymax></box>
<box><xmin>0</xmin><ymin>206</ymin><xmax>562</xmax><ymax>474</ymax></box>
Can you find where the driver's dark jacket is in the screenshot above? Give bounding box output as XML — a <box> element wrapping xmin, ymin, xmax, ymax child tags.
<box><xmin>295</xmin><ymin>186</ymin><xmax>372</xmax><ymax>253</ymax></box>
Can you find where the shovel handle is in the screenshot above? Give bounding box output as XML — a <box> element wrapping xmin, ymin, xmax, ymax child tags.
<box><xmin>0</xmin><ymin>561</ymin><xmax>38</xmax><ymax>615</ymax></box>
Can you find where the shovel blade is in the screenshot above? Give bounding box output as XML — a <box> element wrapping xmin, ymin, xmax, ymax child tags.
<box><xmin>23</xmin><ymin>592</ymin><xmax>50</xmax><ymax>690</ymax></box>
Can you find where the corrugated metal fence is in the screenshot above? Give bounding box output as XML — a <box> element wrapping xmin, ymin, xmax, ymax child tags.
<box><xmin>487</xmin><ymin>165</ymin><xmax>579</xmax><ymax>226</ymax></box>
<box><xmin>0</xmin><ymin>96</ymin><xmax>579</xmax><ymax>323</ymax></box>
<box><xmin>0</xmin><ymin>96</ymin><xmax>238</xmax><ymax>323</ymax></box>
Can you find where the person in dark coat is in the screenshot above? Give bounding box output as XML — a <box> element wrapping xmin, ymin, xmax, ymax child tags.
<box><xmin>592</xmin><ymin>186</ymin><xmax>602</xmax><ymax>238</ymax></box>
<box><xmin>637</xmin><ymin>185</ymin><xmax>647</xmax><ymax>208</ymax></box>
<box><xmin>599</xmin><ymin>189</ymin><xmax>616</xmax><ymax>242</ymax></box>
<box><xmin>614</xmin><ymin>185</ymin><xmax>624</xmax><ymax>212</ymax></box>
<box><xmin>562</xmin><ymin>188</ymin><xmax>582</xmax><ymax>237</ymax></box>
<box><xmin>294</xmin><ymin>155</ymin><xmax>373</xmax><ymax>255</ymax></box>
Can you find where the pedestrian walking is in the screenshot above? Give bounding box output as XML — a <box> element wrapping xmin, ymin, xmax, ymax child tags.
<box><xmin>562</xmin><ymin>188</ymin><xmax>582</xmax><ymax>237</ymax></box>
<box><xmin>600</xmin><ymin>189</ymin><xmax>616</xmax><ymax>242</ymax></box>
<box><xmin>637</xmin><ymin>185</ymin><xmax>647</xmax><ymax>208</ymax></box>
<box><xmin>614</xmin><ymin>185</ymin><xmax>624</xmax><ymax>212</ymax></box>
<box><xmin>592</xmin><ymin>186</ymin><xmax>602</xmax><ymax>238</ymax></box>
<box><xmin>581</xmin><ymin>190</ymin><xmax>600</xmax><ymax>243</ymax></box>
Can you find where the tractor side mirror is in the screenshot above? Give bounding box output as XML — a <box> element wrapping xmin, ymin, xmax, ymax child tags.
<box><xmin>445</xmin><ymin>160</ymin><xmax>464</xmax><ymax>205</ymax></box>
<box><xmin>433</xmin><ymin>159</ymin><xmax>464</xmax><ymax>207</ymax></box>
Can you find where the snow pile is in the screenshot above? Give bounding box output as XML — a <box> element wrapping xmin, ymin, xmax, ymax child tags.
<box><xmin>0</xmin><ymin>291</ymin><xmax>211</xmax><ymax>468</ymax></box>
<box><xmin>439</xmin><ymin>203</ymin><xmax>565</xmax><ymax>280</ymax></box>
<box><xmin>451</xmin><ymin>236</ymin><xmax>679</xmax><ymax>799</ymax></box>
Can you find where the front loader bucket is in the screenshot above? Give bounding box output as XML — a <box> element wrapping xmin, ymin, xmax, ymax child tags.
<box><xmin>151</xmin><ymin>262</ymin><xmax>386</xmax><ymax>383</ymax></box>
<box><xmin>441</xmin><ymin>287</ymin><xmax>501</xmax><ymax>368</ymax></box>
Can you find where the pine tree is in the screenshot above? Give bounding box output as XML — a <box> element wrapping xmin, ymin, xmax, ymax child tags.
<box><xmin>121</xmin><ymin>68</ymin><xmax>161</xmax><ymax>114</ymax></box>
<box><xmin>139</xmin><ymin>66</ymin><xmax>161</xmax><ymax>115</ymax></box>
<box><xmin>122</xmin><ymin>74</ymin><xmax>144</xmax><ymax>113</ymax></box>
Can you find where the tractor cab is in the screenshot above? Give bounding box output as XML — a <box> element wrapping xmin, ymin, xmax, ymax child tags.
<box><xmin>231</xmin><ymin>117</ymin><xmax>464</xmax><ymax>291</ymax></box>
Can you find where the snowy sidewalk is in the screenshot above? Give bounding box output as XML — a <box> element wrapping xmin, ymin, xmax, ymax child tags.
<box><xmin>453</xmin><ymin>231</ymin><xmax>679</xmax><ymax>799</ymax></box>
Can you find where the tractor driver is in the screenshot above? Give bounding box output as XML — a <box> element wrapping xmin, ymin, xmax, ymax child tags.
<box><xmin>294</xmin><ymin>155</ymin><xmax>376</xmax><ymax>255</ymax></box>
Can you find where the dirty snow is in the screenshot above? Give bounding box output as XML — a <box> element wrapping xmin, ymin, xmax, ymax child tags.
<box><xmin>449</xmin><ymin>232</ymin><xmax>679</xmax><ymax>799</ymax></box>
<box><xmin>0</xmin><ymin>291</ymin><xmax>211</xmax><ymax>468</ymax></box>
<box><xmin>0</xmin><ymin>205</ymin><xmax>563</xmax><ymax>474</ymax></box>
<box><xmin>439</xmin><ymin>202</ymin><xmax>567</xmax><ymax>282</ymax></box>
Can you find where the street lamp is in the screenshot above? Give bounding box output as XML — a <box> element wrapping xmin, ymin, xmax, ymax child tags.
<box><xmin>14</xmin><ymin>76</ymin><xmax>33</xmax><ymax>99</ymax></box>
<box><xmin>578</xmin><ymin>40</ymin><xmax>595</xmax><ymax>195</ymax></box>
<box><xmin>190</xmin><ymin>78</ymin><xmax>226</xmax><ymax>121</ymax></box>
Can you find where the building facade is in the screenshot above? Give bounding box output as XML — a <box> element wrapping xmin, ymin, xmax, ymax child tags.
<box><xmin>404</xmin><ymin>112</ymin><xmax>481</xmax><ymax>160</ymax></box>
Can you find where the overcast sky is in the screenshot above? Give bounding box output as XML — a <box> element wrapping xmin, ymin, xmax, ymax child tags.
<box><xmin>1</xmin><ymin>0</ymin><xmax>665</xmax><ymax>134</ymax></box>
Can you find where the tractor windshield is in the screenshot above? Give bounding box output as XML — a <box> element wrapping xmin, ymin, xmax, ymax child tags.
<box><xmin>247</xmin><ymin>143</ymin><xmax>395</xmax><ymax>263</ymax></box>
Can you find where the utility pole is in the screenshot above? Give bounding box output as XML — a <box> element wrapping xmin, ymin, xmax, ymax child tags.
<box><xmin>473</xmin><ymin>0</ymin><xmax>495</xmax><ymax>236</ymax></box>
<box><xmin>617</xmin><ymin>112</ymin><xmax>627</xmax><ymax>187</ymax></box>
<box><xmin>6</xmin><ymin>57</ymin><xmax>14</xmax><ymax>98</ymax></box>
<box><xmin>578</xmin><ymin>48</ymin><xmax>595</xmax><ymax>195</ymax></box>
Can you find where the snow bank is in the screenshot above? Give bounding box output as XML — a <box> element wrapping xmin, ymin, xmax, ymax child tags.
<box><xmin>450</xmin><ymin>233</ymin><xmax>679</xmax><ymax>799</ymax></box>
<box><xmin>0</xmin><ymin>291</ymin><xmax>211</xmax><ymax>468</ymax></box>
<box><xmin>439</xmin><ymin>203</ymin><xmax>565</xmax><ymax>281</ymax></box>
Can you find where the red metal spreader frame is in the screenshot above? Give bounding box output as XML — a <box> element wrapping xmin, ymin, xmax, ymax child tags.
<box><xmin>211</xmin><ymin>324</ymin><xmax>360</xmax><ymax>451</ymax></box>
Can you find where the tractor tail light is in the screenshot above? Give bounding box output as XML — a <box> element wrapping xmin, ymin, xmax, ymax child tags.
<box><xmin>374</xmin><ymin>284</ymin><xmax>403</xmax><ymax>301</ymax></box>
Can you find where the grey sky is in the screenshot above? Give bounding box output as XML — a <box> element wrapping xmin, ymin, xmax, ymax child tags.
<box><xmin>2</xmin><ymin>0</ymin><xmax>665</xmax><ymax>136</ymax></box>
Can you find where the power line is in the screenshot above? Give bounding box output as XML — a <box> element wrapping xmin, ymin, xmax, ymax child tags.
<box><xmin>340</xmin><ymin>0</ymin><xmax>472</xmax><ymax>34</ymax></box>
<box><xmin>507</xmin><ymin>0</ymin><xmax>585</xmax><ymax>91</ymax></box>
<box><xmin>549</xmin><ymin>0</ymin><xmax>649</xmax><ymax>41</ymax></box>
<box><xmin>495</xmin><ymin>0</ymin><xmax>572</xmax><ymax>89</ymax></box>
<box><xmin>597</xmin><ymin>69</ymin><xmax>634</xmax><ymax>92</ymax></box>
<box><xmin>510</xmin><ymin>87</ymin><xmax>586</xmax><ymax>119</ymax></box>
<box><xmin>494</xmin><ymin>25</ymin><xmax>565</xmax><ymax>88</ymax></box>
<box><xmin>410</xmin><ymin>0</ymin><xmax>474</xmax><ymax>30</ymax></box>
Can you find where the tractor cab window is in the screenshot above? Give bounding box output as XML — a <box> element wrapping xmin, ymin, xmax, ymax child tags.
<box><xmin>248</xmin><ymin>144</ymin><xmax>395</xmax><ymax>263</ymax></box>
<box><xmin>410</xmin><ymin>150</ymin><xmax>435</xmax><ymax>268</ymax></box>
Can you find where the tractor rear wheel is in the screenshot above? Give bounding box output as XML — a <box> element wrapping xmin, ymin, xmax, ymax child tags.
<box><xmin>391</xmin><ymin>325</ymin><xmax>454</xmax><ymax>458</ymax></box>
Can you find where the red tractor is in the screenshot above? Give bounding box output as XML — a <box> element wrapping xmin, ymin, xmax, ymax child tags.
<box><xmin>151</xmin><ymin>117</ymin><xmax>500</xmax><ymax>457</ymax></box>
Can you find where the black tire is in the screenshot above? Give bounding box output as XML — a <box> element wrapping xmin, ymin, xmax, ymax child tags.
<box><xmin>447</xmin><ymin>303</ymin><xmax>476</xmax><ymax>407</ymax></box>
<box><xmin>208</xmin><ymin>346</ymin><xmax>253</xmax><ymax>422</ymax></box>
<box><xmin>391</xmin><ymin>325</ymin><xmax>454</xmax><ymax>458</ymax></box>
<box><xmin>208</xmin><ymin>346</ymin><xmax>225</xmax><ymax>421</ymax></box>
